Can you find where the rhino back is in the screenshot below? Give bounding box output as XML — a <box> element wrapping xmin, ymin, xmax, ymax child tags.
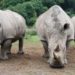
<box><xmin>0</xmin><ymin>10</ymin><xmax>26</xmax><ymax>39</ymax></box>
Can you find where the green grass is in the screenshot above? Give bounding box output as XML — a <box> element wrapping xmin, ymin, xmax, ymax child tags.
<box><xmin>25</xmin><ymin>35</ymin><xmax>40</xmax><ymax>44</ymax></box>
<box><xmin>24</xmin><ymin>28</ymin><xmax>40</xmax><ymax>44</ymax></box>
<box><xmin>69</xmin><ymin>41</ymin><xmax>75</xmax><ymax>47</ymax></box>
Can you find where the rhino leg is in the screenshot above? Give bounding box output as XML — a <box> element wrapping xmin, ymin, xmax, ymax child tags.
<box><xmin>17</xmin><ymin>38</ymin><xmax>24</xmax><ymax>54</ymax></box>
<box><xmin>0</xmin><ymin>40</ymin><xmax>12</xmax><ymax>60</ymax></box>
<box><xmin>41</xmin><ymin>40</ymin><xmax>49</xmax><ymax>58</ymax></box>
<box><xmin>7</xmin><ymin>44</ymin><xmax>12</xmax><ymax>55</ymax></box>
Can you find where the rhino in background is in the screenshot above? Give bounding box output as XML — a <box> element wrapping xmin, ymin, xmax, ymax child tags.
<box><xmin>0</xmin><ymin>10</ymin><xmax>26</xmax><ymax>60</ymax></box>
<box><xmin>36</xmin><ymin>5</ymin><xmax>74</xmax><ymax>68</ymax></box>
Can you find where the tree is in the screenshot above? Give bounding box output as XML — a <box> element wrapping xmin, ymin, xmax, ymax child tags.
<box><xmin>42</xmin><ymin>0</ymin><xmax>56</xmax><ymax>8</ymax></box>
<box><xmin>1</xmin><ymin>0</ymin><xmax>26</xmax><ymax>8</ymax></box>
<box><xmin>31</xmin><ymin>0</ymin><xmax>48</xmax><ymax>16</ymax></box>
<box><xmin>8</xmin><ymin>2</ymin><xmax>37</xmax><ymax>27</ymax></box>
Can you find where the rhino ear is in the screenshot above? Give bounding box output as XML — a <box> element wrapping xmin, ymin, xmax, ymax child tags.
<box><xmin>63</xmin><ymin>23</ymin><xmax>69</xmax><ymax>30</ymax></box>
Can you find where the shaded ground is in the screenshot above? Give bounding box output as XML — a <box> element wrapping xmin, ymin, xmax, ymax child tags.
<box><xmin>0</xmin><ymin>41</ymin><xmax>75</xmax><ymax>75</ymax></box>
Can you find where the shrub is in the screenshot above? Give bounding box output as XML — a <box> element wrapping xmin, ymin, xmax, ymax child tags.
<box><xmin>31</xmin><ymin>0</ymin><xmax>48</xmax><ymax>16</ymax></box>
<box><xmin>8</xmin><ymin>2</ymin><xmax>37</xmax><ymax>27</ymax></box>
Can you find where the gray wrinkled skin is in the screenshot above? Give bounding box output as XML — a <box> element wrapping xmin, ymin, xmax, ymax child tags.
<box><xmin>0</xmin><ymin>10</ymin><xmax>26</xmax><ymax>60</ymax></box>
<box><xmin>36</xmin><ymin>5</ymin><xmax>74</xmax><ymax>68</ymax></box>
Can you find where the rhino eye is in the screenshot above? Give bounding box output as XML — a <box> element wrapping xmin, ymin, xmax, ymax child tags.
<box><xmin>63</xmin><ymin>23</ymin><xmax>69</xmax><ymax>30</ymax></box>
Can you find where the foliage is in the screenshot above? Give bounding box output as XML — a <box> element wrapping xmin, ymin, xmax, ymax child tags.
<box><xmin>42</xmin><ymin>0</ymin><xmax>56</xmax><ymax>8</ymax></box>
<box><xmin>8</xmin><ymin>2</ymin><xmax>37</xmax><ymax>27</ymax></box>
<box><xmin>31</xmin><ymin>0</ymin><xmax>48</xmax><ymax>16</ymax></box>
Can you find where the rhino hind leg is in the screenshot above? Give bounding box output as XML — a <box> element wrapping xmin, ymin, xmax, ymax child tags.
<box><xmin>0</xmin><ymin>40</ymin><xmax>12</xmax><ymax>60</ymax></box>
<box><xmin>41</xmin><ymin>40</ymin><xmax>49</xmax><ymax>58</ymax></box>
<box><xmin>17</xmin><ymin>38</ymin><xmax>24</xmax><ymax>55</ymax></box>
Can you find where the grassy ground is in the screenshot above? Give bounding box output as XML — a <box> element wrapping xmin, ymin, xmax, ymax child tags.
<box><xmin>25</xmin><ymin>35</ymin><xmax>40</xmax><ymax>43</ymax></box>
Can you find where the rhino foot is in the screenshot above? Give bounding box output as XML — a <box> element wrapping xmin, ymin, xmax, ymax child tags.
<box><xmin>64</xmin><ymin>59</ymin><xmax>67</xmax><ymax>64</ymax></box>
<box><xmin>0</xmin><ymin>55</ymin><xmax>9</xmax><ymax>60</ymax></box>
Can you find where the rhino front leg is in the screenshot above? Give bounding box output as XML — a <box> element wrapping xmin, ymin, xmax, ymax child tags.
<box><xmin>7</xmin><ymin>44</ymin><xmax>12</xmax><ymax>55</ymax></box>
<box><xmin>41</xmin><ymin>40</ymin><xmax>49</xmax><ymax>58</ymax></box>
<box><xmin>18</xmin><ymin>38</ymin><xmax>24</xmax><ymax>54</ymax></box>
<box><xmin>0</xmin><ymin>40</ymin><xmax>12</xmax><ymax>60</ymax></box>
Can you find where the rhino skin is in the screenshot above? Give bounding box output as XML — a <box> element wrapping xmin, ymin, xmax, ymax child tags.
<box><xmin>0</xmin><ymin>10</ymin><xmax>26</xmax><ymax>60</ymax></box>
<box><xmin>35</xmin><ymin>5</ymin><xmax>74</xmax><ymax>68</ymax></box>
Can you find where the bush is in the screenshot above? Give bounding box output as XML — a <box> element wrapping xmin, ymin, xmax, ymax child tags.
<box><xmin>42</xmin><ymin>0</ymin><xmax>56</xmax><ymax>8</ymax></box>
<box><xmin>8</xmin><ymin>1</ymin><xmax>48</xmax><ymax>27</ymax></box>
<box><xmin>31</xmin><ymin>0</ymin><xmax>48</xmax><ymax>16</ymax></box>
<box><xmin>66</xmin><ymin>8</ymin><xmax>75</xmax><ymax>17</ymax></box>
<box><xmin>1</xmin><ymin>0</ymin><xmax>26</xmax><ymax>8</ymax></box>
<box><xmin>8</xmin><ymin>2</ymin><xmax>37</xmax><ymax>27</ymax></box>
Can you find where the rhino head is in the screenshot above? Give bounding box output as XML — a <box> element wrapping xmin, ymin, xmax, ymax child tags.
<box><xmin>46</xmin><ymin>5</ymin><xmax>74</xmax><ymax>68</ymax></box>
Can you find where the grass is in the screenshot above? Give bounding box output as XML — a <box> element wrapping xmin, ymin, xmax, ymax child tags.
<box><xmin>25</xmin><ymin>35</ymin><xmax>40</xmax><ymax>44</ymax></box>
<box><xmin>69</xmin><ymin>41</ymin><xmax>75</xmax><ymax>48</ymax></box>
<box><xmin>24</xmin><ymin>27</ymin><xmax>40</xmax><ymax>44</ymax></box>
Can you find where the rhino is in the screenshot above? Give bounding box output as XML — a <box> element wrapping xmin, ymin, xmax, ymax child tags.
<box><xmin>0</xmin><ymin>10</ymin><xmax>26</xmax><ymax>60</ymax></box>
<box><xmin>35</xmin><ymin>5</ymin><xmax>74</xmax><ymax>68</ymax></box>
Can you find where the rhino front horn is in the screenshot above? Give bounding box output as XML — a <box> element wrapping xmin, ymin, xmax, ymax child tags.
<box><xmin>53</xmin><ymin>52</ymin><xmax>60</xmax><ymax>61</ymax></box>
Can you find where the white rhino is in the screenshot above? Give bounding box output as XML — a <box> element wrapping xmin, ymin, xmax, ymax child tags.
<box><xmin>36</xmin><ymin>5</ymin><xmax>74</xmax><ymax>68</ymax></box>
<box><xmin>0</xmin><ymin>10</ymin><xmax>26</xmax><ymax>60</ymax></box>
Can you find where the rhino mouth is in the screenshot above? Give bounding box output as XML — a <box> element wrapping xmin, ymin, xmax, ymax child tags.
<box><xmin>50</xmin><ymin>54</ymin><xmax>64</xmax><ymax>68</ymax></box>
<box><xmin>50</xmin><ymin>62</ymin><xmax>64</xmax><ymax>68</ymax></box>
<box><xmin>50</xmin><ymin>45</ymin><xmax>65</xmax><ymax>68</ymax></box>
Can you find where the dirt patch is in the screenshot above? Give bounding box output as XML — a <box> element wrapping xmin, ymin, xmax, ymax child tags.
<box><xmin>0</xmin><ymin>43</ymin><xmax>75</xmax><ymax>75</ymax></box>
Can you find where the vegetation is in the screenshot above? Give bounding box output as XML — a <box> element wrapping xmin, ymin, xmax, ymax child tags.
<box><xmin>0</xmin><ymin>0</ymin><xmax>75</xmax><ymax>27</ymax></box>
